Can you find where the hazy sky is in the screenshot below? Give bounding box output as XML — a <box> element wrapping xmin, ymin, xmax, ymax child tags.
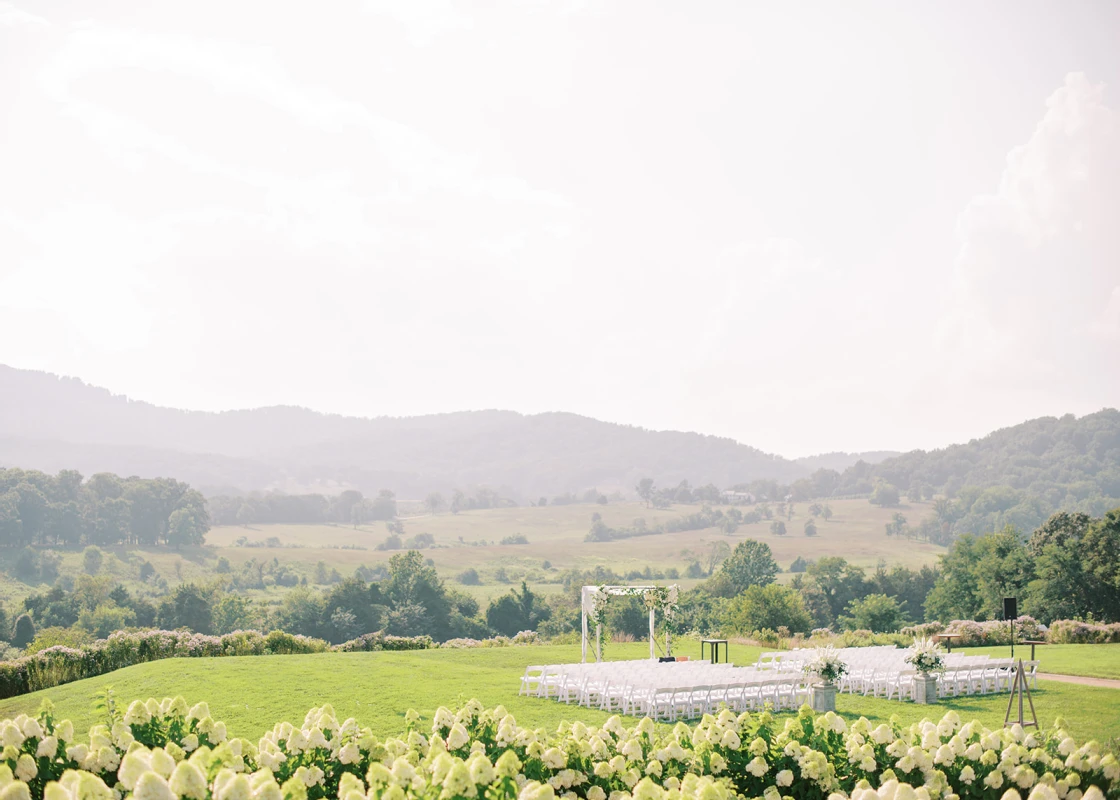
<box><xmin>2</xmin><ymin>1</ymin><xmax>1118</xmax><ymax>458</ymax></box>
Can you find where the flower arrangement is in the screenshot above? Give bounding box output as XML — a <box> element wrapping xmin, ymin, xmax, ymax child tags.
<box><xmin>1</xmin><ymin>695</ymin><xmax>1117</xmax><ymax>800</ymax></box>
<box><xmin>904</xmin><ymin>637</ymin><xmax>946</xmax><ymax>676</ymax></box>
<box><xmin>802</xmin><ymin>646</ymin><xmax>850</xmax><ymax>686</ymax></box>
<box><xmin>585</xmin><ymin>585</ymin><xmax>681</xmax><ymax>659</ymax></box>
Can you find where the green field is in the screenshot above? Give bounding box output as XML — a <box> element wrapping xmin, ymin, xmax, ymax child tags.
<box><xmin>2</xmin><ymin>640</ymin><xmax>1118</xmax><ymax>745</ymax></box>
<box><xmin>204</xmin><ymin>498</ymin><xmax>941</xmax><ymax>604</ymax></box>
<box><xmin>959</xmin><ymin>644</ymin><xmax>1120</xmax><ymax>681</ymax></box>
<box><xmin>0</xmin><ymin>498</ymin><xmax>942</xmax><ymax>608</ymax></box>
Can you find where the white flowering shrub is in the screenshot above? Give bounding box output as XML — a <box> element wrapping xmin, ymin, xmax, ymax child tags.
<box><xmin>1</xmin><ymin>698</ymin><xmax>1117</xmax><ymax>800</ymax></box>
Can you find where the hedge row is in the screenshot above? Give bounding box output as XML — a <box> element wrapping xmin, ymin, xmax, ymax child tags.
<box><xmin>0</xmin><ymin>629</ymin><xmax>433</xmax><ymax>700</ymax></box>
<box><xmin>900</xmin><ymin>617</ymin><xmax>1047</xmax><ymax>647</ymax></box>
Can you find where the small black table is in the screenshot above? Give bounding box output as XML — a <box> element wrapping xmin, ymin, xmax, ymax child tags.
<box><xmin>701</xmin><ymin>638</ymin><xmax>728</xmax><ymax>664</ymax></box>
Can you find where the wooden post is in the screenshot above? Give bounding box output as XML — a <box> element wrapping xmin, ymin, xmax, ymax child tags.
<box><xmin>1003</xmin><ymin>658</ymin><xmax>1038</xmax><ymax>729</ymax></box>
<box><xmin>581</xmin><ymin>605</ymin><xmax>588</xmax><ymax>663</ymax></box>
<box><xmin>648</xmin><ymin>608</ymin><xmax>655</xmax><ymax>659</ymax></box>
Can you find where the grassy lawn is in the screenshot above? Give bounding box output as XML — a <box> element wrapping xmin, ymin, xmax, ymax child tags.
<box><xmin>2</xmin><ymin>640</ymin><xmax>1117</xmax><ymax>746</ymax></box>
<box><xmin>957</xmin><ymin>643</ymin><xmax>1120</xmax><ymax>681</ymax></box>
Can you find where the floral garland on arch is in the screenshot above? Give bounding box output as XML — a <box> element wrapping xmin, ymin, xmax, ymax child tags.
<box><xmin>586</xmin><ymin>585</ymin><xmax>680</xmax><ymax>659</ymax></box>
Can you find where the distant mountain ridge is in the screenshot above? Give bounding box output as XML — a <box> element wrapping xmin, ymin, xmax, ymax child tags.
<box><xmin>830</xmin><ymin>408</ymin><xmax>1120</xmax><ymax>536</ymax></box>
<box><xmin>793</xmin><ymin>451</ymin><xmax>902</xmax><ymax>473</ymax></box>
<box><xmin>0</xmin><ymin>365</ymin><xmax>808</xmax><ymax>499</ymax></box>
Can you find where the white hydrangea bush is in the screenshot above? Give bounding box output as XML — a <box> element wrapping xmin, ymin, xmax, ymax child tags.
<box><xmin>0</xmin><ymin>698</ymin><xmax>1116</xmax><ymax>800</ymax></box>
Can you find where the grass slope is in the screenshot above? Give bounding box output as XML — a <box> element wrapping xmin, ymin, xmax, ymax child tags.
<box><xmin>2</xmin><ymin>641</ymin><xmax>1118</xmax><ymax>745</ymax></box>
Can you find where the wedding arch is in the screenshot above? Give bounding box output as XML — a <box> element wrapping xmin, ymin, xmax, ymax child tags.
<box><xmin>580</xmin><ymin>584</ymin><xmax>680</xmax><ymax>663</ymax></box>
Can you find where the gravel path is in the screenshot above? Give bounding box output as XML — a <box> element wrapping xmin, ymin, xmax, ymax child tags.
<box><xmin>1039</xmin><ymin>673</ymin><xmax>1120</xmax><ymax>689</ymax></box>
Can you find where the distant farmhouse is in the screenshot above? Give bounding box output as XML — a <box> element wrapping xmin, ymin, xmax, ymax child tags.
<box><xmin>720</xmin><ymin>489</ymin><xmax>755</xmax><ymax>504</ymax></box>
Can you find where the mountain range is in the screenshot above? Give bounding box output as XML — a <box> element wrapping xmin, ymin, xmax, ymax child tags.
<box><xmin>4</xmin><ymin>366</ymin><xmax>1114</xmax><ymax>512</ymax></box>
<box><xmin>1</xmin><ymin>365</ymin><xmax>843</xmax><ymax>499</ymax></box>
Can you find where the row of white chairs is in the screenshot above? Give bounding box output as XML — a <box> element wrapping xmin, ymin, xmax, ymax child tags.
<box><xmin>521</xmin><ymin>648</ymin><xmax>1039</xmax><ymax>719</ymax></box>
<box><xmin>521</xmin><ymin>660</ymin><xmax>814</xmax><ymax>720</ymax></box>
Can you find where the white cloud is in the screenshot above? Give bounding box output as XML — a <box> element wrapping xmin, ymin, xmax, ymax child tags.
<box><xmin>0</xmin><ymin>2</ymin><xmax>48</xmax><ymax>28</ymax></box>
<box><xmin>39</xmin><ymin>23</ymin><xmax>568</xmax><ymax>209</ymax></box>
<box><xmin>361</xmin><ymin>0</ymin><xmax>471</xmax><ymax>46</ymax></box>
<box><xmin>935</xmin><ymin>72</ymin><xmax>1120</xmax><ymax>412</ymax></box>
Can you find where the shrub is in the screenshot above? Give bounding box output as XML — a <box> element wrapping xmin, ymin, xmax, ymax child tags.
<box><xmin>457</xmin><ymin>568</ymin><xmax>482</xmax><ymax>585</ymax></box>
<box><xmin>1047</xmin><ymin>619</ymin><xmax>1120</xmax><ymax>644</ymax></box>
<box><xmin>333</xmin><ymin>631</ymin><xmax>433</xmax><ymax>652</ymax></box>
<box><xmin>23</xmin><ymin>626</ymin><xmax>94</xmax><ymax>655</ymax></box>
<box><xmin>11</xmin><ymin>614</ymin><xmax>34</xmax><ymax>648</ymax></box>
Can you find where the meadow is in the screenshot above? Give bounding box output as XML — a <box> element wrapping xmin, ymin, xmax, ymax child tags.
<box><xmin>209</xmin><ymin>498</ymin><xmax>941</xmax><ymax>602</ymax></box>
<box><xmin>0</xmin><ymin>498</ymin><xmax>942</xmax><ymax>608</ymax></box>
<box><xmin>2</xmin><ymin>639</ymin><xmax>1118</xmax><ymax>745</ymax></box>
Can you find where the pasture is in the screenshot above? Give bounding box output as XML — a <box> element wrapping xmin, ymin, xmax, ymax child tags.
<box><xmin>2</xmin><ymin>639</ymin><xmax>1118</xmax><ymax>745</ymax></box>
<box><xmin>203</xmin><ymin>498</ymin><xmax>942</xmax><ymax>603</ymax></box>
<box><xmin>0</xmin><ymin>498</ymin><xmax>942</xmax><ymax>608</ymax></box>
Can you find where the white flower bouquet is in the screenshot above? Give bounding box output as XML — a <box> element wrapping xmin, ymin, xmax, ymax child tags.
<box><xmin>801</xmin><ymin>646</ymin><xmax>849</xmax><ymax>685</ymax></box>
<box><xmin>904</xmin><ymin>636</ymin><xmax>946</xmax><ymax>675</ymax></box>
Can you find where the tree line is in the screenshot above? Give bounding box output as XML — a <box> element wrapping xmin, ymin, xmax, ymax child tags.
<box><xmin>0</xmin><ymin>468</ymin><xmax>208</xmax><ymax>550</ymax></box>
<box><xmin>0</xmin><ymin>550</ymin><xmax>550</xmax><ymax>651</ymax></box>
<box><xmin>5</xmin><ymin>505</ymin><xmax>1116</xmax><ymax>653</ymax></box>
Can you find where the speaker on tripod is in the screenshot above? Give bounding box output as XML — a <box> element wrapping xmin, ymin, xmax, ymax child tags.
<box><xmin>1004</xmin><ymin>597</ymin><xmax>1017</xmax><ymax>657</ymax></box>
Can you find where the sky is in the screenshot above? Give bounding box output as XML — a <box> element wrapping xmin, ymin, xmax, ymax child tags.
<box><xmin>1</xmin><ymin>1</ymin><xmax>1118</xmax><ymax>458</ymax></box>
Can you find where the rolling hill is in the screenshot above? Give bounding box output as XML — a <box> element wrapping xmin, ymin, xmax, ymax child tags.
<box><xmin>0</xmin><ymin>365</ymin><xmax>807</xmax><ymax>500</ymax></box>
<box><xmin>832</xmin><ymin>408</ymin><xmax>1120</xmax><ymax>535</ymax></box>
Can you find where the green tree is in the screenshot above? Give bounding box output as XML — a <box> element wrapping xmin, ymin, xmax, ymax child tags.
<box><xmin>12</xmin><ymin>613</ymin><xmax>35</xmax><ymax>648</ymax></box>
<box><xmin>796</xmin><ymin>557</ymin><xmax>868</xmax><ymax>624</ymax></box>
<box><xmin>769</xmin><ymin>520</ymin><xmax>787</xmax><ymax>536</ymax></box>
<box><xmin>804</xmin><ymin>519</ymin><xmax>818</xmax><ymax>537</ymax></box>
<box><xmin>885</xmin><ymin>512</ymin><xmax>909</xmax><ymax>537</ymax></box>
<box><xmin>211</xmin><ymin>594</ymin><xmax>257</xmax><ymax>634</ymax></box>
<box><xmin>276</xmin><ymin>587</ymin><xmax>326</xmax><ymax>638</ymax></box>
<box><xmin>82</xmin><ymin>546</ymin><xmax>104</xmax><ymax>575</ymax></box>
<box><xmin>156</xmin><ymin>584</ymin><xmax>213</xmax><ymax>634</ymax></box>
<box><xmin>723</xmin><ymin>584</ymin><xmax>812</xmax><ymax>635</ymax></box>
<box><xmin>386</xmin><ymin>602</ymin><xmax>429</xmax><ymax>636</ymax></box>
<box><xmin>840</xmin><ymin>593</ymin><xmax>909</xmax><ymax>633</ymax></box>
<box><xmin>167</xmin><ymin>506</ymin><xmax>208</xmax><ymax>547</ymax></box>
<box><xmin>76</xmin><ymin>603</ymin><xmax>136</xmax><ymax>639</ymax></box>
<box><xmin>457</xmin><ymin>569</ymin><xmax>481</xmax><ymax>585</ymax></box>
<box><xmin>635</xmin><ymin>478</ymin><xmax>655</xmax><ymax>508</ymax></box>
<box><xmin>385</xmin><ymin>550</ymin><xmax>452</xmax><ymax>640</ymax></box>
<box><xmin>708</xmin><ymin>539</ymin><xmax>779</xmax><ymax>597</ymax></box>
<box><xmin>924</xmin><ymin>527</ymin><xmax>1033</xmax><ymax>622</ymax></box>
<box><xmin>1027</xmin><ymin>508</ymin><xmax>1120</xmax><ymax>623</ymax></box>
<box><xmin>705</xmin><ymin>540</ymin><xmax>732</xmax><ymax>575</ymax></box>
<box><xmin>870</xmin><ymin>481</ymin><xmax>900</xmax><ymax>507</ymax></box>
<box><xmin>486</xmin><ymin>581</ymin><xmax>551</xmax><ymax>636</ymax></box>
<box><xmin>424</xmin><ymin>492</ymin><xmax>444</xmax><ymax>515</ymax></box>
<box><xmin>821</xmin><ymin>504</ymin><xmax>833</xmax><ymax>522</ymax></box>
